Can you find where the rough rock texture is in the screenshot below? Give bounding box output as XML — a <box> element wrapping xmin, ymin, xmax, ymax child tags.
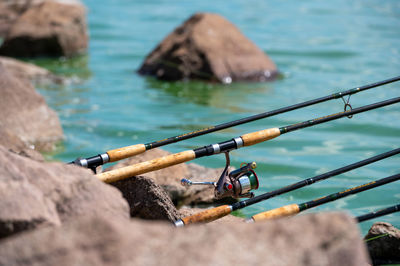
<box><xmin>0</xmin><ymin>64</ymin><xmax>63</xmax><ymax>151</ymax></box>
<box><xmin>138</xmin><ymin>12</ymin><xmax>278</xmax><ymax>83</ymax></box>
<box><xmin>110</xmin><ymin>175</ymin><xmax>181</xmax><ymax>222</ymax></box>
<box><xmin>0</xmin><ymin>0</ymin><xmax>88</xmax><ymax>57</ymax></box>
<box><xmin>0</xmin><ymin>212</ymin><xmax>370</xmax><ymax>266</ymax></box>
<box><xmin>179</xmin><ymin>206</ymin><xmax>244</xmax><ymax>224</ymax></box>
<box><xmin>105</xmin><ymin>148</ymin><xmax>236</xmax><ymax>206</ymax></box>
<box><xmin>0</xmin><ymin>127</ymin><xmax>44</xmax><ymax>161</ymax></box>
<box><xmin>0</xmin><ymin>56</ymin><xmax>64</xmax><ymax>84</ymax></box>
<box><xmin>364</xmin><ymin>222</ymin><xmax>400</xmax><ymax>265</ymax></box>
<box><xmin>0</xmin><ymin>146</ymin><xmax>130</xmax><ymax>239</ymax></box>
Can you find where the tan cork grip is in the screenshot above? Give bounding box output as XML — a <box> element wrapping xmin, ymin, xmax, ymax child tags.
<box><xmin>251</xmin><ymin>204</ymin><xmax>300</xmax><ymax>222</ymax></box>
<box><xmin>181</xmin><ymin>205</ymin><xmax>232</xmax><ymax>225</ymax></box>
<box><xmin>107</xmin><ymin>144</ymin><xmax>146</xmax><ymax>162</ymax></box>
<box><xmin>96</xmin><ymin>150</ymin><xmax>196</xmax><ymax>183</ymax></box>
<box><xmin>241</xmin><ymin>127</ymin><xmax>281</xmax><ymax>147</ymax></box>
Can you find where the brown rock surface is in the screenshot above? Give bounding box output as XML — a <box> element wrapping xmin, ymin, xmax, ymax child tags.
<box><xmin>110</xmin><ymin>175</ymin><xmax>181</xmax><ymax>222</ymax></box>
<box><xmin>0</xmin><ymin>127</ymin><xmax>44</xmax><ymax>161</ymax></box>
<box><xmin>364</xmin><ymin>222</ymin><xmax>400</xmax><ymax>264</ymax></box>
<box><xmin>0</xmin><ymin>1</ymin><xmax>88</xmax><ymax>57</ymax></box>
<box><xmin>105</xmin><ymin>148</ymin><xmax>236</xmax><ymax>206</ymax></box>
<box><xmin>0</xmin><ymin>56</ymin><xmax>64</xmax><ymax>84</ymax></box>
<box><xmin>0</xmin><ymin>212</ymin><xmax>370</xmax><ymax>266</ymax></box>
<box><xmin>0</xmin><ymin>146</ymin><xmax>129</xmax><ymax>239</ymax></box>
<box><xmin>0</xmin><ymin>64</ymin><xmax>63</xmax><ymax>151</ymax></box>
<box><xmin>138</xmin><ymin>12</ymin><xmax>278</xmax><ymax>83</ymax></box>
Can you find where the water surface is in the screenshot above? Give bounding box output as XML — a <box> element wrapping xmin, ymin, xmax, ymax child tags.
<box><xmin>33</xmin><ymin>0</ymin><xmax>400</xmax><ymax>233</ymax></box>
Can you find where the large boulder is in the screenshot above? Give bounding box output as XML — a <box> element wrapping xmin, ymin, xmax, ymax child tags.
<box><xmin>138</xmin><ymin>13</ymin><xmax>278</xmax><ymax>83</ymax></box>
<box><xmin>0</xmin><ymin>212</ymin><xmax>370</xmax><ymax>266</ymax></box>
<box><xmin>0</xmin><ymin>146</ymin><xmax>130</xmax><ymax>239</ymax></box>
<box><xmin>110</xmin><ymin>175</ymin><xmax>181</xmax><ymax>222</ymax></box>
<box><xmin>0</xmin><ymin>56</ymin><xmax>64</xmax><ymax>85</ymax></box>
<box><xmin>0</xmin><ymin>0</ymin><xmax>88</xmax><ymax>57</ymax></box>
<box><xmin>364</xmin><ymin>222</ymin><xmax>400</xmax><ymax>265</ymax></box>
<box><xmin>0</xmin><ymin>64</ymin><xmax>63</xmax><ymax>151</ymax></box>
<box><xmin>105</xmin><ymin>148</ymin><xmax>236</xmax><ymax>206</ymax></box>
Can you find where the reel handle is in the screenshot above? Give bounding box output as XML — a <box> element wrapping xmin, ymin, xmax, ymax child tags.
<box><xmin>181</xmin><ymin>178</ymin><xmax>216</xmax><ymax>187</ymax></box>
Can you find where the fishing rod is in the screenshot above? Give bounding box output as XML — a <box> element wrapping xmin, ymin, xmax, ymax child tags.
<box><xmin>96</xmin><ymin>97</ymin><xmax>400</xmax><ymax>197</ymax></box>
<box><xmin>248</xmin><ymin>173</ymin><xmax>400</xmax><ymax>222</ymax></box>
<box><xmin>173</xmin><ymin>148</ymin><xmax>400</xmax><ymax>226</ymax></box>
<box><xmin>356</xmin><ymin>203</ymin><xmax>400</xmax><ymax>223</ymax></box>
<box><xmin>71</xmin><ymin>76</ymin><xmax>400</xmax><ymax>172</ymax></box>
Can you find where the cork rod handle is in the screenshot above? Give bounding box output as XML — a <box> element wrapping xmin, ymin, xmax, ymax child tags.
<box><xmin>241</xmin><ymin>127</ymin><xmax>281</xmax><ymax>147</ymax></box>
<box><xmin>96</xmin><ymin>150</ymin><xmax>196</xmax><ymax>183</ymax></box>
<box><xmin>107</xmin><ymin>144</ymin><xmax>147</xmax><ymax>162</ymax></box>
<box><xmin>251</xmin><ymin>204</ymin><xmax>300</xmax><ymax>222</ymax></box>
<box><xmin>181</xmin><ymin>205</ymin><xmax>232</xmax><ymax>225</ymax></box>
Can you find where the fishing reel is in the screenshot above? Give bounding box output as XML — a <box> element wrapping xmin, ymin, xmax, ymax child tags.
<box><xmin>181</xmin><ymin>152</ymin><xmax>259</xmax><ymax>199</ymax></box>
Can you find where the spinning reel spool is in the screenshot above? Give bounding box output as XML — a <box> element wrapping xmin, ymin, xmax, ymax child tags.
<box><xmin>181</xmin><ymin>152</ymin><xmax>259</xmax><ymax>199</ymax></box>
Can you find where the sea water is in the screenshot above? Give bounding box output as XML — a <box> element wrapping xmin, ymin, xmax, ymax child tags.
<box><xmin>31</xmin><ymin>0</ymin><xmax>399</xmax><ymax>233</ymax></box>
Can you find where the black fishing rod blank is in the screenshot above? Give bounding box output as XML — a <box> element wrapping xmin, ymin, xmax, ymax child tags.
<box><xmin>357</xmin><ymin>203</ymin><xmax>400</xmax><ymax>223</ymax></box>
<box><xmin>250</xmin><ymin>173</ymin><xmax>400</xmax><ymax>222</ymax></box>
<box><xmin>174</xmin><ymin>148</ymin><xmax>400</xmax><ymax>226</ymax></box>
<box><xmin>72</xmin><ymin>76</ymin><xmax>400</xmax><ymax>171</ymax></box>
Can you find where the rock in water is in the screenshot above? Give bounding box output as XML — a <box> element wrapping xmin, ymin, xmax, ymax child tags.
<box><xmin>364</xmin><ymin>222</ymin><xmax>400</xmax><ymax>265</ymax></box>
<box><xmin>110</xmin><ymin>175</ymin><xmax>181</xmax><ymax>222</ymax></box>
<box><xmin>0</xmin><ymin>56</ymin><xmax>64</xmax><ymax>85</ymax></box>
<box><xmin>0</xmin><ymin>64</ymin><xmax>63</xmax><ymax>151</ymax></box>
<box><xmin>0</xmin><ymin>146</ymin><xmax>130</xmax><ymax>239</ymax></box>
<box><xmin>0</xmin><ymin>212</ymin><xmax>370</xmax><ymax>266</ymax></box>
<box><xmin>0</xmin><ymin>1</ymin><xmax>88</xmax><ymax>57</ymax></box>
<box><xmin>138</xmin><ymin>13</ymin><xmax>278</xmax><ymax>83</ymax></box>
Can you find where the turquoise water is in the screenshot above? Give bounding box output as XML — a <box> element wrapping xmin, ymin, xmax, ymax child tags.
<box><xmin>33</xmin><ymin>0</ymin><xmax>399</xmax><ymax>233</ymax></box>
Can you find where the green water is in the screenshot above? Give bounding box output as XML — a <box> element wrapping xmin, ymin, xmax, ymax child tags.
<box><xmin>30</xmin><ymin>0</ymin><xmax>399</xmax><ymax>233</ymax></box>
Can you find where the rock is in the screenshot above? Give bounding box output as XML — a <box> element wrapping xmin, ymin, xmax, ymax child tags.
<box><xmin>0</xmin><ymin>146</ymin><xmax>130</xmax><ymax>239</ymax></box>
<box><xmin>0</xmin><ymin>127</ymin><xmax>44</xmax><ymax>161</ymax></box>
<box><xmin>0</xmin><ymin>64</ymin><xmax>63</xmax><ymax>151</ymax></box>
<box><xmin>105</xmin><ymin>148</ymin><xmax>236</xmax><ymax>206</ymax></box>
<box><xmin>364</xmin><ymin>222</ymin><xmax>400</xmax><ymax>265</ymax></box>
<box><xmin>138</xmin><ymin>12</ymin><xmax>278</xmax><ymax>83</ymax></box>
<box><xmin>0</xmin><ymin>212</ymin><xmax>370</xmax><ymax>266</ymax></box>
<box><xmin>110</xmin><ymin>175</ymin><xmax>181</xmax><ymax>222</ymax></box>
<box><xmin>179</xmin><ymin>206</ymin><xmax>244</xmax><ymax>224</ymax></box>
<box><xmin>0</xmin><ymin>1</ymin><xmax>88</xmax><ymax>57</ymax></box>
<box><xmin>0</xmin><ymin>56</ymin><xmax>64</xmax><ymax>85</ymax></box>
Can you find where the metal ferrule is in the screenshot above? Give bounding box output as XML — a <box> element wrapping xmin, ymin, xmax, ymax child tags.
<box><xmin>212</xmin><ymin>143</ymin><xmax>221</xmax><ymax>154</ymax></box>
<box><xmin>79</xmin><ymin>158</ymin><xmax>88</xmax><ymax>168</ymax></box>
<box><xmin>100</xmin><ymin>153</ymin><xmax>110</xmax><ymax>164</ymax></box>
<box><xmin>174</xmin><ymin>220</ymin><xmax>185</xmax><ymax>227</ymax></box>
<box><xmin>238</xmin><ymin>175</ymin><xmax>252</xmax><ymax>194</ymax></box>
<box><xmin>234</xmin><ymin>137</ymin><xmax>244</xmax><ymax>148</ymax></box>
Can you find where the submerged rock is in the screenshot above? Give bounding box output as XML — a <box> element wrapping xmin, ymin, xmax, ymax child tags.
<box><xmin>0</xmin><ymin>146</ymin><xmax>130</xmax><ymax>239</ymax></box>
<box><xmin>105</xmin><ymin>148</ymin><xmax>236</xmax><ymax>206</ymax></box>
<box><xmin>364</xmin><ymin>222</ymin><xmax>400</xmax><ymax>265</ymax></box>
<box><xmin>138</xmin><ymin>12</ymin><xmax>278</xmax><ymax>83</ymax></box>
<box><xmin>0</xmin><ymin>212</ymin><xmax>370</xmax><ymax>266</ymax></box>
<box><xmin>0</xmin><ymin>1</ymin><xmax>88</xmax><ymax>57</ymax></box>
<box><xmin>0</xmin><ymin>64</ymin><xmax>63</xmax><ymax>151</ymax></box>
